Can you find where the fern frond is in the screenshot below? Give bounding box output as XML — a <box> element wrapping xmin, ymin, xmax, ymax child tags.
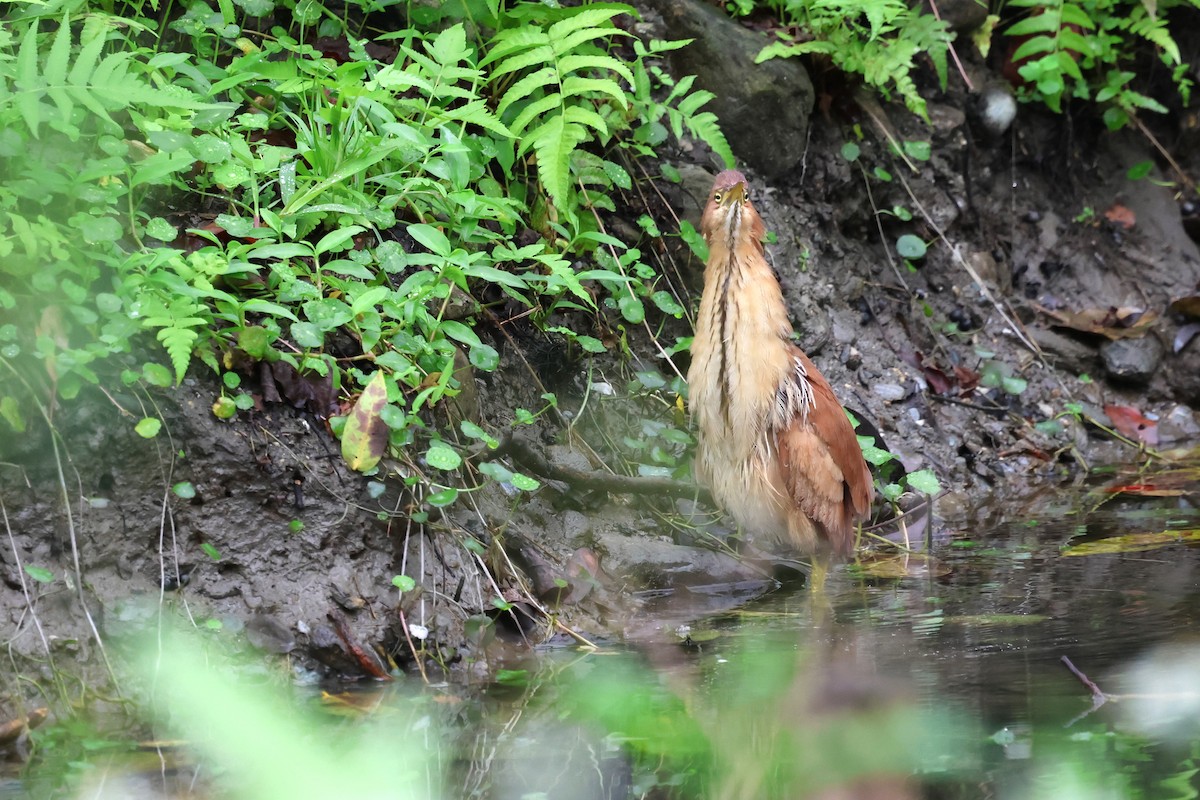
<box><xmin>156</xmin><ymin>325</ymin><xmax>201</xmax><ymax>384</ymax></box>
<box><xmin>530</xmin><ymin>116</ymin><xmax>588</xmax><ymax>215</ymax></box>
<box><xmin>486</xmin><ymin>4</ymin><xmax>635</xmax><ymax>221</ymax></box>
<box><xmin>687</xmin><ymin>111</ymin><xmax>735</xmax><ymax>169</ymax></box>
<box><xmin>3</xmin><ymin>14</ymin><xmax>210</xmax><ymax>137</ymax></box>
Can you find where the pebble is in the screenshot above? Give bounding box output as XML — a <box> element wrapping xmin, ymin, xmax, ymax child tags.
<box><xmin>1101</xmin><ymin>336</ymin><xmax>1164</xmax><ymax>385</ymax></box>
<box><xmin>872</xmin><ymin>382</ymin><xmax>908</xmax><ymax>402</ymax></box>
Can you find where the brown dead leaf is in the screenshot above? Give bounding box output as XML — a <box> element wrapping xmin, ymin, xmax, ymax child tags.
<box><xmin>1104</xmin><ymin>203</ymin><xmax>1136</xmax><ymax>229</ymax></box>
<box><xmin>953</xmin><ymin>365</ymin><xmax>981</xmax><ymax>393</ymax></box>
<box><xmin>1038</xmin><ymin>305</ymin><xmax>1158</xmax><ymax>340</ymax></box>
<box><xmin>0</xmin><ymin>708</ymin><xmax>48</xmax><ymax>745</ymax></box>
<box><xmin>1100</xmin><ymin>466</ymin><xmax>1200</xmax><ymax>497</ymax></box>
<box><xmin>1102</xmin><ymin>484</ymin><xmax>1185</xmax><ymax>497</ymax></box>
<box><xmin>855</xmin><ymin>553</ymin><xmax>950</xmax><ymax>579</ymax></box>
<box><xmin>1169</xmin><ymin>295</ymin><xmax>1200</xmax><ymax>319</ymax></box>
<box><xmin>1103</xmin><ymin>404</ymin><xmax>1159</xmax><ymax>446</ymax></box>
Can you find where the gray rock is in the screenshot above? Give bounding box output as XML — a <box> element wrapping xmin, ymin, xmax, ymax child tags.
<box><xmin>1029</xmin><ymin>326</ymin><xmax>1098</xmax><ymax>376</ymax></box>
<box><xmin>562</xmin><ymin>510</ymin><xmax>592</xmax><ymax>542</ymax></box>
<box><xmin>1164</xmin><ymin>344</ymin><xmax>1200</xmax><ymax>407</ymax></box>
<box><xmin>1157</xmin><ymin>405</ymin><xmax>1200</xmax><ymax>443</ymax></box>
<box><xmin>1101</xmin><ymin>335</ymin><xmax>1164</xmax><ymax>385</ymax></box>
<box><xmin>644</xmin><ymin>0</ymin><xmax>814</xmax><ymax>178</ymax></box>
<box><xmin>596</xmin><ymin>531</ymin><xmax>763</xmax><ymax>588</ymax></box>
<box><xmin>872</xmin><ymin>382</ymin><xmax>908</xmax><ymax>402</ymax></box>
<box><xmin>924</xmin><ymin>0</ymin><xmax>989</xmax><ymax>31</ymax></box>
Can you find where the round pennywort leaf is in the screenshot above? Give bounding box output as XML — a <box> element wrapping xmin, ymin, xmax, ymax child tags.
<box><xmin>895</xmin><ymin>235</ymin><xmax>927</xmax><ymax>260</ymax></box>
<box><xmin>425</xmin><ymin>444</ymin><xmax>462</xmax><ymax>471</ymax></box>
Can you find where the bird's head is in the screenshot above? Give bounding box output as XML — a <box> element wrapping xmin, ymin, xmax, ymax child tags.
<box><xmin>700</xmin><ymin>169</ymin><xmax>764</xmax><ymax>247</ymax></box>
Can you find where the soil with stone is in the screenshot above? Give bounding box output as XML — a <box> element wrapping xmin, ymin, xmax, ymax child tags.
<box><xmin>3</xmin><ymin>0</ymin><xmax>1200</xmax><ymax>709</ymax></box>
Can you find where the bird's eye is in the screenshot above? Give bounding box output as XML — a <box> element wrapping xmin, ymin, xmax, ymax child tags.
<box><xmin>713</xmin><ymin>191</ymin><xmax>723</xmax><ymax>203</ymax></box>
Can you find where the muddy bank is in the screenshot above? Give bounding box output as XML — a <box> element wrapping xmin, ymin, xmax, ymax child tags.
<box><xmin>3</xmin><ymin>1</ymin><xmax>1200</xmax><ymax>716</ymax></box>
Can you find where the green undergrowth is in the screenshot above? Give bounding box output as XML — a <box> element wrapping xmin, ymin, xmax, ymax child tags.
<box><xmin>728</xmin><ymin>0</ymin><xmax>1197</xmax><ymax>129</ymax></box>
<box><xmin>0</xmin><ymin>0</ymin><xmax>733</xmax><ymax>503</ymax></box>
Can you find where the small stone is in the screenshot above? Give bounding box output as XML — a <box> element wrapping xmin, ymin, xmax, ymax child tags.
<box><xmin>1158</xmin><ymin>405</ymin><xmax>1200</xmax><ymax>443</ymax></box>
<box><xmin>872</xmin><ymin>382</ymin><xmax>907</xmax><ymax>402</ymax></box>
<box><xmin>1164</xmin><ymin>342</ymin><xmax>1200</xmax><ymax>408</ymax></box>
<box><xmin>1029</xmin><ymin>326</ymin><xmax>1098</xmax><ymax>376</ymax></box>
<box><xmin>1101</xmin><ymin>336</ymin><xmax>1164</xmax><ymax>385</ymax></box>
<box><xmin>546</xmin><ymin>445</ymin><xmax>592</xmax><ymax>474</ymax></box>
<box><xmin>562</xmin><ymin>510</ymin><xmax>591</xmax><ymax>541</ymax></box>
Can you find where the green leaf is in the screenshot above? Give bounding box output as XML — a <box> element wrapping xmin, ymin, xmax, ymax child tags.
<box><xmin>407</xmin><ymin>224</ymin><xmax>451</xmax><ymax>257</ymax></box>
<box><xmin>142</xmin><ymin>362</ymin><xmax>173</xmax><ymax>388</ymax></box>
<box><xmin>173</xmin><ymin>481</ymin><xmax>196</xmax><ymax>499</ymax></box>
<box><xmin>905</xmin><ymin>469</ymin><xmax>941</xmax><ymax>494</ymax></box>
<box><xmin>427</xmin><ymin>487</ymin><xmax>459</xmax><ymax>507</ymax></box>
<box><xmin>574</xmin><ymin>335</ymin><xmax>607</xmax><ymax>353</ymax></box>
<box><xmin>341</xmin><ymin>371</ymin><xmax>390</xmax><ymax>473</ymax></box>
<box><xmin>25</xmin><ymin>565</ymin><xmax>54</xmax><ymax>584</ymax></box>
<box><xmin>460</xmin><ymin>420</ymin><xmax>499</xmax><ymax>448</ymax></box>
<box><xmin>315</xmin><ymin>225</ymin><xmax>365</xmax><ymax>256</ymax></box>
<box><xmin>0</xmin><ymin>397</ymin><xmax>26</xmax><ymax>433</ymax></box>
<box><xmin>135</xmin><ymin>418</ymin><xmax>162</xmax><ymax>438</ymax></box>
<box><xmin>860</xmin><ymin>443</ymin><xmax>895</xmax><ymax>467</ymax></box>
<box><xmin>895</xmin><ymin>235</ymin><xmax>927</xmax><ymax>259</ymax></box>
<box><xmin>1001</xmin><ymin>375</ymin><xmax>1028</xmax><ymax>395</ymax></box>
<box><xmin>212</xmin><ymin>396</ymin><xmax>237</xmax><ymax>419</ymax></box>
<box><xmin>618</xmin><ymin>292</ymin><xmax>645</xmax><ymax>324</ymax></box>
<box><xmin>201</xmin><ymin>542</ymin><xmax>221</xmax><ymax>561</ymax></box>
<box><xmin>469</xmin><ymin>344</ymin><xmax>499</xmax><ymax>370</ymax></box>
<box><xmin>291</xmin><ymin>322</ymin><xmax>323</xmax><ymax>348</ymax></box>
<box><xmin>238</xmin><ymin>326</ymin><xmax>273</xmax><ymax>359</ymax></box>
<box><xmin>425</xmin><ymin>444</ymin><xmax>462</xmax><ymax>470</ymax></box>
<box><xmin>509</xmin><ymin>473</ymin><xmax>540</xmax><ymax>491</ymax></box>
<box><xmin>1126</xmin><ymin>160</ymin><xmax>1154</xmax><ymax>181</ymax></box>
<box><xmin>392</xmin><ymin>574</ymin><xmax>416</xmax><ymax>591</ymax></box>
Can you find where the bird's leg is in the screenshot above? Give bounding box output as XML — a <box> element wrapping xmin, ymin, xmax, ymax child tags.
<box><xmin>808</xmin><ymin>553</ymin><xmax>830</xmax><ymax>595</ymax></box>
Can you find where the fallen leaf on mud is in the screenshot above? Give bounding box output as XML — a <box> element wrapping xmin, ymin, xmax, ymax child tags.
<box><xmin>920</xmin><ymin>358</ymin><xmax>954</xmax><ymax>394</ymax></box>
<box><xmin>953</xmin><ymin>365</ymin><xmax>981</xmax><ymax>393</ymax></box>
<box><xmin>1174</xmin><ymin>322</ymin><xmax>1200</xmax><ymax>354</ymax></box>
<box><xmin>0</xmin><ymin>708</ymin><xmax>48</xmax><ymax>744</ymax></box>
<box><xmin>854</xmin><ymin>553</ymin><xmax>950</xmax><ymax>579</ymax></box>
<box><xmin>263</xmin><ymin>361</ymin><xmax>337</xmax><ymax>416</ymax></box>
<box><xmin>1102</xmin><ymin>484</ymin><xmax>1186</xmax><ymax>497</ymax></box>
<box><xmin>1099</xmin><ymin>466</ymin><xmax>1200</xmax><ymax>497</ymax></box>
<box><xmin>1038</xmin><ymin>305</ymin><xmax>1158</xmax><ymax>340</ymax></box>
<box><xmin>1104</xmin><ymin>203</ymin><xmax>1136</xmax><ymax>229</ymax></box>
<box><xmin>341</xmin><ymin>370</ymin><xmax>389</xmax><ymax>472</ymax></box>
<box><xmin>1169</xmin><ymin>295</ymin><xmax>1200</xmax><ymax>318</ymax></box>
<box><xmin>1103</xmin><ymin>404</ymin><xmax>1159</xmax><ymax>446</ymax></box>
<box><xmin>319</xmin><ymin>689</ymin><xmax>389</xmax><ymax>714</ymax></box>
<box><xmin>1062</xmin><ymin>529</ymin><xmax>1200</xmax><ymax>556</ymax></box>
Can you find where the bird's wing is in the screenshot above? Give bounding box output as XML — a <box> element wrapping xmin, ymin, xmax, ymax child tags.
<box><xmin>773</xmin><ymin>352</ymin><xmax>874</xmax><ymax>550</ymax></box>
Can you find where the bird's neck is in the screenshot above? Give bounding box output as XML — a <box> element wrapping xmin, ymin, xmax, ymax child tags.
<box><xmin>692</xmin><ymin>233</ymin><xmax>798</xmax><ymax>440</ymax></box>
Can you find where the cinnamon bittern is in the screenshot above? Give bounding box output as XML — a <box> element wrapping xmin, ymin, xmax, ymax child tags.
<box><xmin>689</xmin><ymin>170</ymin><xmax>873</xmax><ymax>563</ymax></box>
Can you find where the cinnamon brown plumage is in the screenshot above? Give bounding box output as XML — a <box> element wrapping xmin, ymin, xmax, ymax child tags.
<box><xmin>688</xmin><ymin>170</ymin><xmax>872</xmax><ymax>557</ymax></box>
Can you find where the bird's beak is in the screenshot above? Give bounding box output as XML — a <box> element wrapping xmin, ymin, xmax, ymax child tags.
<box><xmin>721</xmin><ymin>181</ymin><xmax>746</xmax><ymax>207</ymax></box>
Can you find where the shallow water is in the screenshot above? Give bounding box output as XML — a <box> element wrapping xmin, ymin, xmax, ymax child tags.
<box><xmin>11</xmin><ymin>487</ymin><xmax>1200</xmax><ymax>799</ymax></box>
